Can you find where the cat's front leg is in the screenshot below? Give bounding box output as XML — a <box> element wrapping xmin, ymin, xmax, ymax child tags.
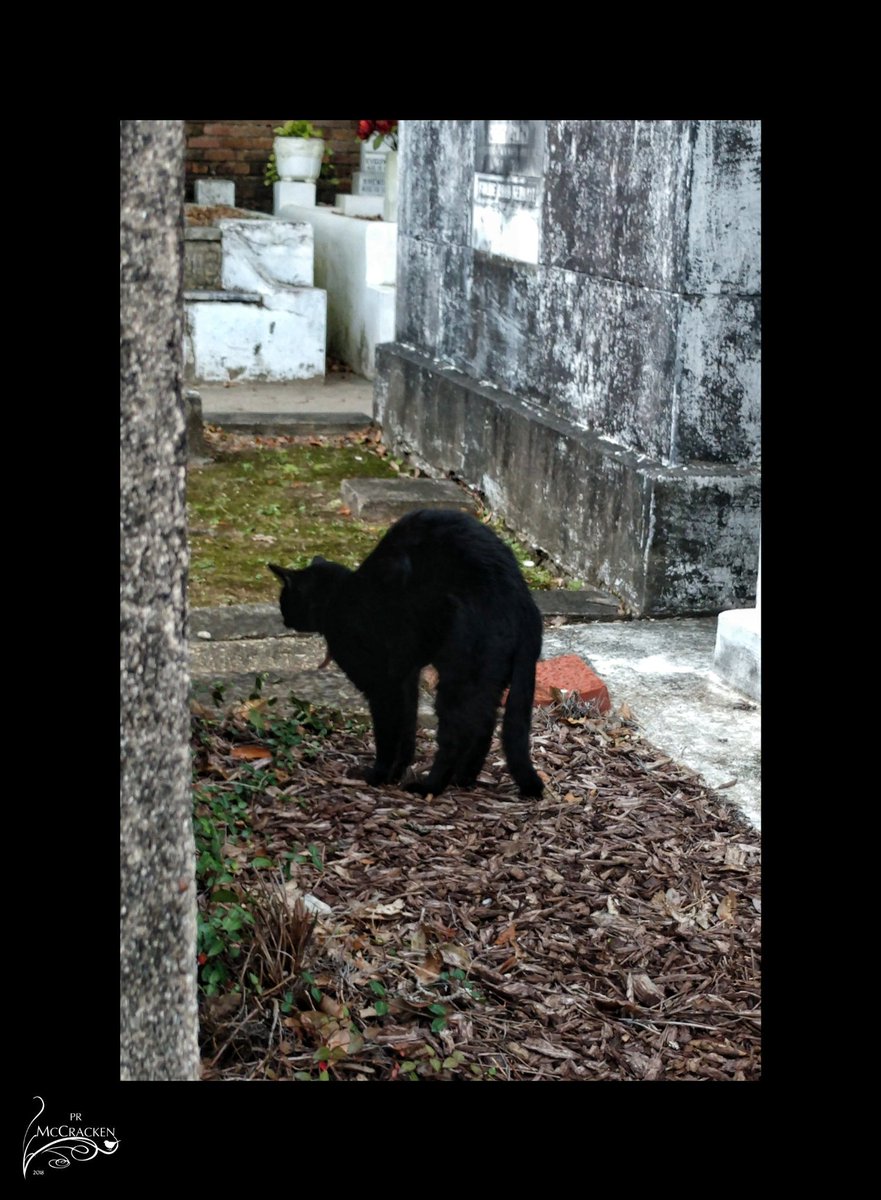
<box><xmin>365</xmin><ymin>677</ymin><xmax>418</xmax><ymax>786</ymax></box>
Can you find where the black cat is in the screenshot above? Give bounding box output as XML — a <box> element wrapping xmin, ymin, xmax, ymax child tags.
<box><xmin>268</xmin><ymin>509</ymin><xmax>543</xmax><ymax>798</ymax></box>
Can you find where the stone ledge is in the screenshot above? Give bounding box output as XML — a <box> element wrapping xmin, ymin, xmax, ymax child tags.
<box><xmin>203</xmin><ymin>411</ymin><xmax>373</xmax><ymax>435</ymax></box>
<box><xmin>189</xmin><ymin>588</ymin><xmax>624</xmax><ymax>647</ymax></box>
<box><xmin>185</xmin><ymin>227</ymin><xmax>222</xmax><ymax>242</ymax></box>
<box><xmin>190</xmin><ymin>603</ymin><xmax>296</xmax><ymax>642</ymax></box>
<box><xmin>375</xmin><ymin>342</ymin><xmax>760</xmax><ymax>617</ymax></box>
<box><xmin>184</xmin><ymin>289</ymin><xmax>262</xmax><ymax>304</ymax></box>
<box><xmin>532</xmin><ymin>589</ymin><xmax>621</xmax><ymax>620</ymax></box>
<box><xmin>340</xmin><ymin>477</ymin><xmax>480</xmax><ymax>521</ymax></box>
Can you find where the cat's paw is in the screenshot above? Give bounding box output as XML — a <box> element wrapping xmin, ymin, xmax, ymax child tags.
<box><xmin>403</xmin><ymin>777</ymin><xmax>433</xmax><ymax>797</ymax></box>
<box><xmin>363</xmin><ymin>766</ymin><xmax>390</xmax><ymax>786</ymax></box>
<box><xmin>517</xmin><ymin>771</ymin><xmax>545</xmax><ymax>798</ymax></box>
<box><xmin>452</xmin><ymin>773</ymin><xmax>479</xmax><ymax>789</ymax></box>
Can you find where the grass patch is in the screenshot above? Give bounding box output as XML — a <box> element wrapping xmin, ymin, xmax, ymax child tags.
<box><xmin>186</xmin><ymin>429</ymin><xmax>585</xmax><ymax>606</ymax></box>
<box><xmin>187</xmin><ymin>438</ymin><xmax>397</xmax><ymax>607</ymax></box>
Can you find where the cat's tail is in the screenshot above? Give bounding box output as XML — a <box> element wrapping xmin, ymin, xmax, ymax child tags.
<box><xmin>502</xmin><ymin>615</ymin><xmax>544</xmax><ymax>798</ymax></box>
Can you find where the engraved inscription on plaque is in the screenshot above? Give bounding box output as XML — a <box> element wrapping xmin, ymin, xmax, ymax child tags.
<box><xmin>472</xmin><ymin>120</ymin><xmax>545</xmax><ymax>264</ymax></box>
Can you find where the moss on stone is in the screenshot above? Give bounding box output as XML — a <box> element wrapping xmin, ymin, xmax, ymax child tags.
<box><xmin>187</xmin><ymin>444</ymin><xmax>396</xmax><ymax>606</ymax></box>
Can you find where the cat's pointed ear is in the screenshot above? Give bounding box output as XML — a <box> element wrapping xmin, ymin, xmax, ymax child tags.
<box><xmin>268</xmin><ymin>562</ymin><xmax>291</xmax><ymax>585</ymax></box>
<box><xmin>310</xmin><ymin>555</ymin><xmax>329</xmax><ymax>566</ymax></box>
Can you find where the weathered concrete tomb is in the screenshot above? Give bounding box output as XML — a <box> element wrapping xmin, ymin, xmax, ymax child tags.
<box><xmin>375</xmin><ymin>120</ymin><xmax>760</xmax><ymax>616</ymax></box>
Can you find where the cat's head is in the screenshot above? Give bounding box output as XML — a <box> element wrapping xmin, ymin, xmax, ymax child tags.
<box><xmin>268</xmin><ymin>557</ymin><xmax>346</xmax><ymax>633</ymax></box>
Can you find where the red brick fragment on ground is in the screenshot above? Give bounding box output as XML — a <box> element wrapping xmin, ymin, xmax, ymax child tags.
<box><xmin>533</xmin><ymin>654</ymin><xmax>611</xmax><ymax>711</ymax></box>
<box><xmin>425</xmin><ymin>656</ymin><xmax>611</xmax><ymax>714</ymax></box>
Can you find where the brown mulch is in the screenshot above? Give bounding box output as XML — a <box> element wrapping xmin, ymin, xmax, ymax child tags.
<box><xmin>197</xmin><ymin>697</ymin><xmax>760</xmax><ymax>1081</ymax></box>
<box><xmin>186</xmin><ymin>204</ymin><xmax>257</xmax><ymax>226</ymax></box>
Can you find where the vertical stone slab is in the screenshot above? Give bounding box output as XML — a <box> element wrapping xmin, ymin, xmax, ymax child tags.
<box><xmin>120</xmin><ymin>119</ymin><xmax>199</xmax><ymax>1080</ymax></box>
<box><xmin>194</xmin><ymin>178</ymin><xmax>236</xmax><ymax>206</ymax></box>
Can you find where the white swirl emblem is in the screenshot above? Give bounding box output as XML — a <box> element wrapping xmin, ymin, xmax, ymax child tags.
<box><xmin>23</xmin><ymin>1097</ymin><xmax>119</xmax><ymax>1178</ymax></box>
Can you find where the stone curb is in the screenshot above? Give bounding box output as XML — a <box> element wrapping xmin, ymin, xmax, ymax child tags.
<box><xmin>202</xmin><ymin>411</ymin><xmax>373</xmax><ymax>436</ymax></box>
<box><xmin>189</xmin><ymin>591</ymin><xmax>624</xmax><ymax>645</ymax></box>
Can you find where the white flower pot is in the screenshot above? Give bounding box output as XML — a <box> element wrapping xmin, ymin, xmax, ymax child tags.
<box><xmin>274</xmin><ymin>136</ymin><xmax>325</xmax><ymax>182</ymax></box>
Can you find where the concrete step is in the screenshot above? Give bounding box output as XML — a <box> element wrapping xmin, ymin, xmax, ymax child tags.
<box><xmin>340</xmin><ymin>477</ymin><xmax>481</xmax><ymax>521</ymax></box>
<box><xmin>188</xmin><ymin>625</ymin><xmax>436</xmax><ymax>725</ymax></box>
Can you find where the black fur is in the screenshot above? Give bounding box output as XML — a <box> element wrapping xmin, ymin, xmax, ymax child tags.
<box><xmin>268</xmin><ymin>509</ymin><xmax>543</xmax><ymax>798</ymax></box>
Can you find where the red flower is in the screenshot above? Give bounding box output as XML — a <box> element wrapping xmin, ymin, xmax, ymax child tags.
<box><xmin>197</xmin><ymin>952</ymin><xmax>207</xmax><ymax>965</ymax></box>
<box><xmin>356</xmin><ymin>119</ymin><xmax>398</xmax><ymax>150</ymax></box>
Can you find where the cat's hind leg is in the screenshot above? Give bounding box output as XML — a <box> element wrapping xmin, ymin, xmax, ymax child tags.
<box><xmin>451</xmin><ymin>680</ymin><xmax>505</xmax><ymax>788</ymax></box>
<box><xmin>407</xmin><ymin>675</ymin><xmax>498</xmax><ymax>797</ymax></box>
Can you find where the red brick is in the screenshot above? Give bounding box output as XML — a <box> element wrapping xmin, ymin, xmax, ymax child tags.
<box><xmin>188</xmin><ymin>136</ymin><xmax>221</xmax><ymax>149</ymax></box>
<box><xmin>532</xmin><ymin>655</ymin><xmax>611</xmax><ymax>712</ymax></box>
<box><xmin>425</xmin><ymin>655</ymin><xmax>611</xmax><ymax>715</ymax></box>
<box><xmin>225</xmin><ymin>137</ymin><xmax>269</xmax><ymax>151</ymax></box>
<box><xmin>235</xmin><ymin>123</ymin><xmax>277</xmax><ymax>138</ymax></box>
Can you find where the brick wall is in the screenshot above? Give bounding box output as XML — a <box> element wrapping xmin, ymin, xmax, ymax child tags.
<box><xmin>185</xmin><ymin>120</ymin><xmax>361</xmax><ymax>213</ymax></box>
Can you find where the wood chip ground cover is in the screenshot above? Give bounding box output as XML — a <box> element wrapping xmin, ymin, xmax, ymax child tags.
<box><xmin>194</xmin><ymin>696</ymin><xmax>760</xmax><ymax>1081</ymax></box>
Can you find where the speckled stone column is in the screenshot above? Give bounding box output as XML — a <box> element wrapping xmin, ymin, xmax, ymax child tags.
<box><xmin>120</xmin><ymin>120</ymin><xmax>199</xmax><ymax>1080</ymax></box>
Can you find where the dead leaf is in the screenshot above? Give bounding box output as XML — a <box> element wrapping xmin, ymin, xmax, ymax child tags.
<box><xmin>724</xmin><ymin>845</ymin><xmax>748</xmax><ymax>869</ymax></box>
<box><xmin>300</xmin><ymin>1010</ymin><xmax>333</xmax><ymax>1034</ymax></box>
<box><xmin>203</xmin><ymin>993</ymin><xmax>241</xmax><ymax>1021</ymax></box>
<box><xmin>440</xmin><ymin>942</ymin><xmax>472</xmax><ymax>970</ymax></box>
<box><xmin>627</xmin><ymin>971</ymin><xmax>665</xmax><ymax>1005</ymax></box>
<box><xmin>523</xmin><ymin>1039</ymin><xmax>577</xmax><ymax>1060</ymax></box>
<box><xmin>231</xmin><ymin>744</ymin><xmax>272</xmax><ymax>761</ymax></box>
<box><xmin>355</xmin><ymin>898</ymin><xmax>406</xmax><ymax>919</ymax></box>
<box><xmin>717</xmin><ymin>892</ymin><xmax>738</xmax><ymax>922</ymax></box>
<box><xmin>327</xmin><ymin>1026</ymin><xmax>363</xmax><ymax>1054</ymax></box>
<box><xmin>410</xmin><ymin>951</ymin><xmax>443</xmax><ymax>984</ymax></box>
<box><xmin>319</xmin><ymin>995</ymin><xmax>348</xmax><ymax>1019</ymax></box>
<box><xmin>495</xmin><ymin>923</ymin><xmax>517</xmax><ymax>947</ymax></box>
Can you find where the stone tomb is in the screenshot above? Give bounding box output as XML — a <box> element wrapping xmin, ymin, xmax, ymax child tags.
<box><xmin>376</xmin><ymin>120</ymin><xmax>761</xmax><ymax>617</ymax></box>
<box><xmin>184</xmin><ymin>214</ymin><xmax>327</xmax><ymax>382</ymax></box>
